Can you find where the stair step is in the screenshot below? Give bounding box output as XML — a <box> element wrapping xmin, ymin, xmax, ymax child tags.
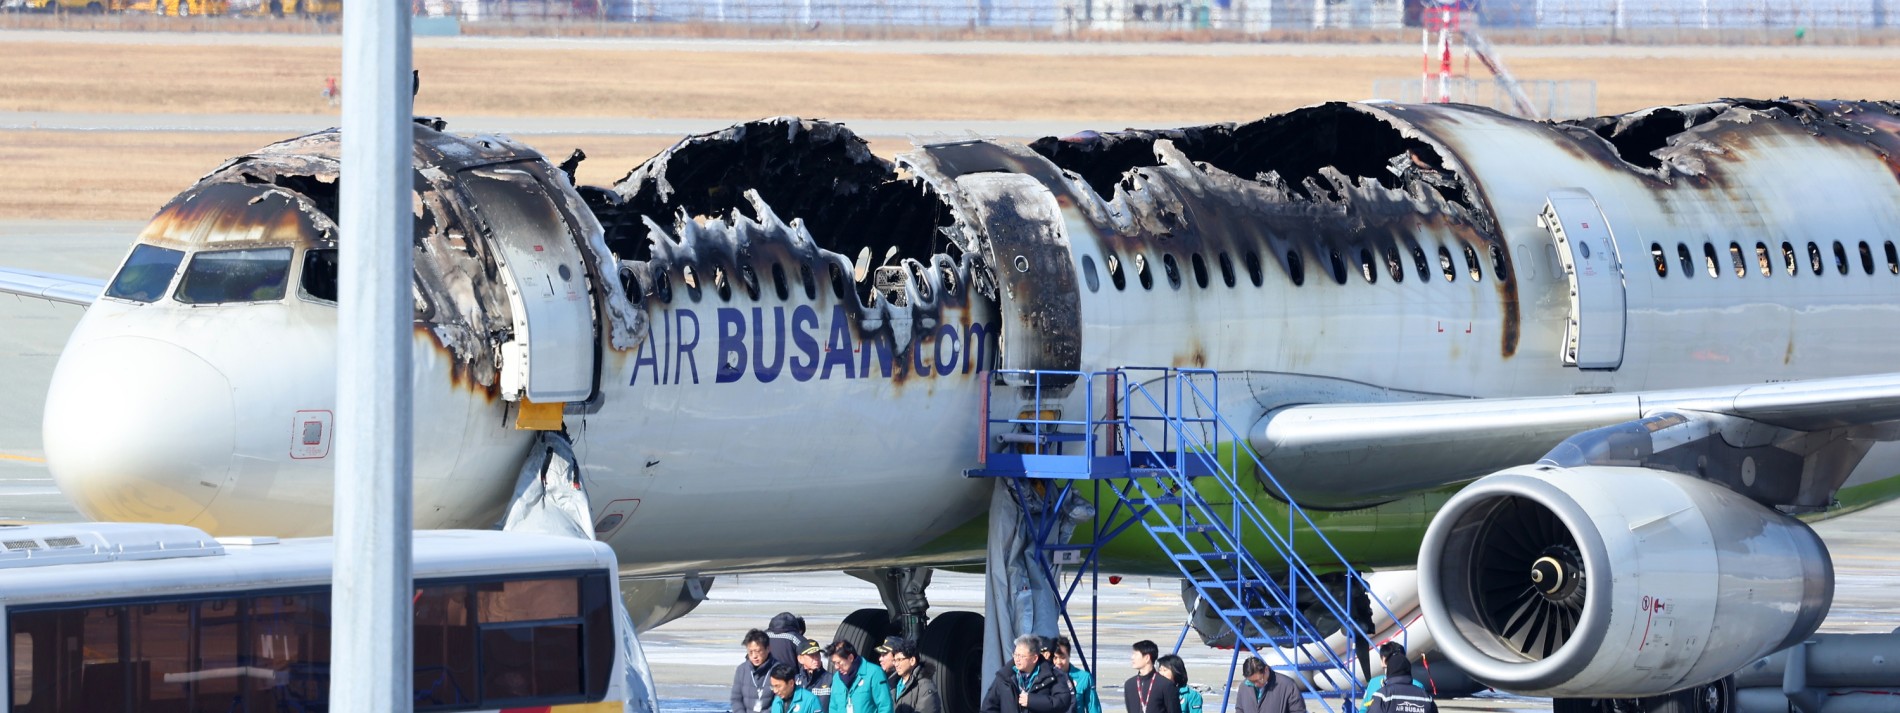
<box><xmin>1173</xmin><ymin>551</ymin><xmax>1238</xmax><ymax>562</ymax></box>
<box><xmin>1145</xmin><ymin>522</ymin><xmax>1224</xmax><ymax>535</ymax></box>
<box><xmin>1215</xmin><ymin>606</ymin><xmax>1287</xmax><ymax>619</ymax></box>
<box><xmin>1144</xmin><ymin>495</ymin><xmax>1190</xmax><ymax>507</ymax></box>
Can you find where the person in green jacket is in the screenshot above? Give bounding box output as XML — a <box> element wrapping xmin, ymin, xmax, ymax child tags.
<box><xmin>772</xmin><ymin>663</ymin><xmax>826</xmax><ymax>713</ymax></box>
<box><xmin>828</xmin><ymin>639</ymin><xmax>895</xmax><ymax>713</ymax></box>
<box><xmin>1050</xmin><ymin>637</ymin><xmax>1100</xmax><ymax>713</ymax></box>
<box><xmin>1156</xmin><ymin>655</ymin><xmax>1202</xmax><ymax>713</ymax></box>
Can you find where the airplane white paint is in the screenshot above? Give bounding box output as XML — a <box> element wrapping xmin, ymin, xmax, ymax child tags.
<box><xmin>9</xmin><ymin>98</ymin><xmax>1900</xmax><ymax>710</ymax></box>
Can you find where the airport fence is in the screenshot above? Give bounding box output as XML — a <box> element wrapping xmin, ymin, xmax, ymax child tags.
<box><xmin>1369</xmin><ymin>77</ymin><xmax>1599</xmax><ymax>119</ymax></box>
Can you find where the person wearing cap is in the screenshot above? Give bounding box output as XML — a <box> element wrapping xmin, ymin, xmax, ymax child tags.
<box><xmin>1234</xmin><ymin>656</ymin><xmax>1305</xmax><ymax>713</ymax></box>
<box><xmin>772</xmin><ymin>663</ymin><xmax>826</xmax><ymax>713</ymax></box>
<box><xmin>1050</xmin><ymin>637</ymin><xmax>1100</xmax><ymax>713</ymax></box>
<box><xmin>1364</xmin><ymin>645</ymin><xmax>1436</xmax><ymax>713</ymax></box>
<box><xmin>981</xmin><ymin>634</ymin><xmax>1073</xmax><ymax>713</ymax></box>
<box><xmin>877</xmin><ymin>634</ymin><xmax>907</xmax><ymax>696</ymax></box>
<box><xmin>827</xmin><ymin>639</ymin><xmax>895</xmax><ymax>713</ymax></box>
<box><xmin>798</xmin><ymin>638</ymin><xmax>833</xmax><ymax>710</ymax></box>
<box><xmin>735</xmin><ymin>629</ymin><xmax>782</xmax><ymax>713</ymax></box>
<box><xmin>769</xmin><ymin>612</ymin><xmax>809</xmax><ymax>669</ymax></box>
<box><xmin>1357</xmin><ymin>642</ymin><xmax>1403</xmax><ymax>712</ymax></box>
<box><xmin>889</xmin><ymin>638</ymin><xmax>941</xmax><ymax>713</ymax></box>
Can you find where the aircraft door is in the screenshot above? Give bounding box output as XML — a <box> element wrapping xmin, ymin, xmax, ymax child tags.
<box><xmin>953</xmin><ymin>172</ymin><xmax>1081</xmax><ymax>387</ymax></box>
<box><xmin>461</xmin><ymin>167</ymin><xmax>598</xmax><ymax>404</ymax></box>
<box><xmin>1539</xmin><ymin>188</ymin><xmax>1626</xmax><ymax>370</ymax></box>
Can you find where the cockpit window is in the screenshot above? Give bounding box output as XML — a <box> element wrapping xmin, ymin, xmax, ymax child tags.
<box><xmin>174</xmin><ymin>247</ymin><xmax>293</xmax><ymax>304</ymax></box>
<box><xmin>104</xmin><ymin>244</ymin><xmax>186</xmax><ymax>303</ymax></box>
<box><xmin>301</xmin><ymin>249</ymin><xmax>338</xmax><ymax>303</ymax></box>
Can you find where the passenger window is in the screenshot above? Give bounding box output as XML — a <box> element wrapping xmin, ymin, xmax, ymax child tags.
<box><xmin>105</xmin><ymin>243</ymin><xmax>187</xmax><ymax>303</ymax></box>
<box><xmin>1782</xmin><ymin>242</ymin><xmax>1798</xmax><ymax>276</ymax></box>
<box><xmin>1703</xmin><ymin>243</ymin><xmax>1720</xmax><ymax>278</ymax></box>
<box><xmin>1106</xmin><ymin>253</ymin><xmax>1126</xmax><ymax>290</ymax></box>
<box><xmin>1808</xmin><ymin>242</ymin><xmax>1824</xmax><ymax>275</ymax></box>
<box><xmin>1216</xmin><ymin>252</ymin><xmax>1236</xmax><ymax>287</ymax></box>
<box><xmin>799</xmin><ymin>264</ymin><xmax>818</xmax><ymax>300</ymax></box>
<box><xmin>908</xmin><ymin>263</ymin><xmax>932</xmax><ymax>302</ymax></box>
<box><xmin>1513</xmin><ymin>244</ymin><xmax>1533</xmax><ymax>281</ymax></box>
<box><xmin>1358</xmin><ymin>248</ymin><xmax>1377</xmax><ymax>284</ymax></box>
<box><xmin>619</xmin><ymin>268</ymin><xmax>643</xmax><ymax>305</ymax></box>
<box><xmin>1081</xmin><ymin>255</ymin><xmax>1100</xmax><ymax>292</ymax></box>
<box><xmin>713</xmin><ymin>266</ymin><xmax>734</xmax><ymax>301</ymax></box>
<box><xmin>1327</xmin><ymin>248</ymin><xmax>1348</xmax><ymax>285</ymax></box>
<box><xmin>1161</xmin><ymin>253</ymin><xmax>1182</xmax><ymax>290</ymax></box>
<box><xmin>1859</xmin><ymin>241</ymin><xmax>1875</xmax><ymax>275</ymax></box>
<box><xmin>1650</xmin><ymin>243</ymin><xmax>1668</xmax><ymax>278</ymax></box>
<box><xmin>1134</xmin><ymin>254</ymin><xmax>1153</xmax><ymax>290</ymax></box>
<box><xmin>770</xmin><ymin>263</ymin><xmax>790</xmax><ymax>301</ymax></box>
<box><xmin>1438</xmin><ymin>246</ymin><xmax>1456</xmax><ymax>282</ymax></box>
<box><xmin>1677</xmin><ymin>243</ymin><xmax>1694</xmax><ymax>278</ymax></box>
<box><xmin>1242</xmin><ymin>251</ymin><xmax>1263</xmax><ymax>287</ymax></box>
<box><xmin>1384</xmin><ymin>245</ymin><xmax>1404</xmax><ymax>283</ymax></box>
<box><xmin>1410</xmin><ymin>245</ymin><xmax>1430</xmax><ymax>281</ymax></box>
<box><xmin>682</xmin><ymin>264</ymin><xmax>704</xmax><ymax>302</ymax></box>
<box><xmin>1728</xmin><ymin>242</ymin><xmax>1746</xmax><ymax>278</ymax></box>
<box><xmin>1833</xmin><ymin>241</ymin><xmax>1849</xmax><ymax>275</ymax></box>
<box><xmin>175</xmin><ymin>247</ymin><xmax>293</xmax><ymax>304</ymax></box>
<box><xmin>302</xmin><ymin>248</ymin><xmax>339</xmax><ymax>303</ymax></box>
<box><xmin>828</xmin><ymin>263</ymin><xmax>848</xmax><ymax>302</ymax></box>
<box><xmin>1284</xmin><ymin>251</ymin><xmax>1304</xmax><ymax>286</ymax></box>
<box><xmin>1886</xmin><ymin>241</ymin><xmax>1898</xmax><ymax>275</ymax></box>
<box><xmin>655</xmin><ymin>270</ymin><xmax>674</xmax><ymax>304</ymax></box>
<box><xmin>1488</xmin><ymin>244</ymin><xmax>1509</xmax><ymax>281</ymax></box>
<box><xmin>1189</xmin><ymin>253</ymin><xmax>1209</xmax><ymax>289</ymax></box>
<box><xmin>1755</xmin><ymin>243</ymin><xmax>1772</xmax><ymax>278</ymax></box>
<box><xmin>1462</xmin><ymin>245</ymin><xmax>1484</xmax><ymax>281</ymax></box>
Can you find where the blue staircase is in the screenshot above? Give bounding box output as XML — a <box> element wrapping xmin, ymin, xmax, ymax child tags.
<box><xmin>968</xmin><ymin>368</ymin><xmax>1406</xmax><ymax>713</ymax></box>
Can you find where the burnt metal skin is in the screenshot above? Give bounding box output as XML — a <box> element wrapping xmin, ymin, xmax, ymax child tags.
<box><xmin>53</xmin><ymin>100</ymin><xmax>1900</xmax><ymax>575</ymax></box>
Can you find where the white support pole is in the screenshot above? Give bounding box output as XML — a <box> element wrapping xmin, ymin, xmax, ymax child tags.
<box><xmin>332</xmin><ymin>0</ymin><xmax>414</xmax><ymax>710</ymax></box>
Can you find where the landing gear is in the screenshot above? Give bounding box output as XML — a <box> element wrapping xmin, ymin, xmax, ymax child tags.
<box><xmin>920</xmin><ymin>611</ymin><xmax>985</xmax><ymax>713</ymax></box>
<box><xmin>1552</xmin><ymin>677</ymin><xmax>1737</xmax><ymax>713</ymax></box>
<box><xmin>835</xmin><ymin>607</ymin><xmax>895</xmax><ymax>658</ymax></box>
<box><xmin>847</xmin><ymin>566</ymin><xmax>934</xmax><ymax>641</ymax></box>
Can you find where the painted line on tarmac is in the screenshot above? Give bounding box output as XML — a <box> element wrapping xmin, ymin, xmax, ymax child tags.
<box><xmin>0</xmin><ymin>453</ymin><xmax>46</xmax><ymax>463</ymax></box>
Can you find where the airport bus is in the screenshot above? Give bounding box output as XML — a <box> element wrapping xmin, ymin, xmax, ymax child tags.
<box><xmin>2</xmin><ymin>522</ymin><xmax>626</xmax><ymax>712</ymax></box>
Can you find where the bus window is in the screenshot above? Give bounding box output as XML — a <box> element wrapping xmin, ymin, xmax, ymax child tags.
<box><xmin>175</xmin><ymin>248</ymin><xmax>293</xmax><ymax>304</ymax></box>
<box><xmin>248</xmin><ymin>593</ymin><xmax>331</xmax><ymax>709</ymax></box>
<box><xmin>11</xmin><ymin>632</ymin><xmax>29</xmax><ymax>706</ymax></box>
<box><xmin>104</xmin><ymin>244</ymin><xmax>186</xmax><ymax>303</ymax></box>
<box><xmin>415</xmin><ymin>585</ymin><xmax>477</xmax><ymax>708</ymax></box>
<box><xmin>477</xmin><ymin>577</ymin><xmax>578</xmax><ymax>623</ymax></box>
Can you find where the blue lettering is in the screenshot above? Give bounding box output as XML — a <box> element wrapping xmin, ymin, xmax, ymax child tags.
<box><xmin>716</xmin><ymin>308</ymin><xmax>747</xmax><ymax>384</ymax></box>
<box><xmin>936</xmin><ymin>324</ymin><xmax>960</xmax><ymax>376</ymax></box>
<box><xmin>630</xmin><ymin>315</ymin><xmax>660</xmax><ymax>386</ymax></box>
<box><xmin>965</xmin><ymin>322</ymin><xmax>988</xmax><ymax>374</ymax></box>
<box><xmin>674</xmin><ymin>309</ymin><xmax>700</xmax><ymax>384</ymax></box>
<box><xmin>789</xmin><ymin>305</ymin><xmax>820</xmax><ymax>382</ymax></box>
<box><xmin>753</xmin><ymin>306</ymin><xmax>787</xmax><ymax>383</ymax></box>
<box><xmin>821</xmin><ymin>305</ymin><xmax>856</xmax><ymax>380</ymax></box>
<box><xmin>862</xmin><ymin>332</ymin><xmax>897</xmax><ymax>379</ymax></box>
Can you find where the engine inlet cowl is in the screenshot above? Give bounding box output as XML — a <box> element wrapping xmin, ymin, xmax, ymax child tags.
<box><xmin>1418</xmin><ymin>465</ymin><xmax>1832</xmax><ymax>698</ymax></box>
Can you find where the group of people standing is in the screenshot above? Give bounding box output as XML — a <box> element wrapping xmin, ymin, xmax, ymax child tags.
<box><xmin>731</xmin><ymin>612</ymin><xmax>943</xmax><ymax>713</ymax></box>
<box><xmin>732</xmin><ymin>613</ymin><xmax>1433</xmax><ymax>713</ymax></box>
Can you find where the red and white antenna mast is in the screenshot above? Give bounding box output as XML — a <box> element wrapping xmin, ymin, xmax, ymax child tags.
<box><xmin>1421</xmin><ymin>1</ymin><xmax>1462</xmax><ymax>103</ymax></box>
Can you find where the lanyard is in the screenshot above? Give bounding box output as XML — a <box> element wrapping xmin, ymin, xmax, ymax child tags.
<box><xmin>897</xmin><ymin>677</ymin><xmax>909</xmax><ymax>699</ymax></box>
<box><xmin>1018</xmin><ymin>669</ymin><xmax>1037</xmax><ymax>692</ymax></box>
<box><xmin>751</xmin><ymin>667</ymin><xmax>770</xmax><ymax>712</ymax></box>
<box><xmin>1136</xmin><ymin>674</ymin><xmax>1156</xmax><ymax>711</ymax></box>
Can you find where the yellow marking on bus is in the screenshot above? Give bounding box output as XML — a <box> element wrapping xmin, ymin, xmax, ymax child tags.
<box><xmin>0</xmin><ymin>453</ymin><xmax>46</xmax><ymax>463</ymax></box>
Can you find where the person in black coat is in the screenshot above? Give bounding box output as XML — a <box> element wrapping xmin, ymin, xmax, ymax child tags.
<box><xmin>981</xmin><ymin>635</ymin><xmax>1074</xmax><ymax>713</ymax></box>
<box><xmin>1122</xmin><ymin>640</ymin><xmax>1180</xmax><ymax>713</ymax></box>
<box><xmin>1365</xmin><ymin>648</ymin><xmax>1436</xmax><ymax>713</ymax></box>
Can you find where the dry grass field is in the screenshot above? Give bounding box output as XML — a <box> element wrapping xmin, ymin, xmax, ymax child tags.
<box><xmin>0</xmin><ymin>35</ymin><xmax>1895</xmax><ymax>221</ymax></box>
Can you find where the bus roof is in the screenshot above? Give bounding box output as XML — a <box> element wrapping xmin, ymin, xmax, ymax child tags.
<box><xmin>0</xmin><ymin>522</ymin><xmax>616</xmax><ymax>606</ymax></box>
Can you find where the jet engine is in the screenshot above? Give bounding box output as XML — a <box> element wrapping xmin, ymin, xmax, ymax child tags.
<box><xmin>1417</xmin><ymin>465</ymin><xmax>1832</xmax><ymax>699</ymax></box>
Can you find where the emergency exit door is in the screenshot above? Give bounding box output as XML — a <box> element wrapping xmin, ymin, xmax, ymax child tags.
<box><xmin>462</xmin><ymin>166</ymin><xmax>599</xmax><ymax>403</ymax></box>
<box><xmin>1540</xmin><ymin>188</ymin><xmax>1626</xmax><ymax>370</ymax></box>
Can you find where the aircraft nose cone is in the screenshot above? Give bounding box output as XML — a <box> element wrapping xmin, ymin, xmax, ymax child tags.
<box><xmin>44</xmin><ymin>336</ymin><xmax>235</xmax><ymax>525</ymax></box>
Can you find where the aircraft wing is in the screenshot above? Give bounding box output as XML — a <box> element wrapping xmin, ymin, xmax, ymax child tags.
<box><xmin>1250</xmin><ymin>372</ymin><xmax>1900</xmax><ymax>509</ymax></box>
<box><xmin>0</xmin><ymin>268</ymin><xmax>103</xmax><ymax>306</ymax></box>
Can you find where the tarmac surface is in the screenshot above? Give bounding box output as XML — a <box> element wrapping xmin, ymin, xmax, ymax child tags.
<box><xmin>5</xmin><ymin>219</ymin><xmax>1900</xmax><ymax>712</ymax></box>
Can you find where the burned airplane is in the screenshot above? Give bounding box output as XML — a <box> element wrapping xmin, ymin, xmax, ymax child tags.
<box><xmin>10</xmin><ymin>98</ymin><xmax>1900</xmax><ymax>712</ymax></box>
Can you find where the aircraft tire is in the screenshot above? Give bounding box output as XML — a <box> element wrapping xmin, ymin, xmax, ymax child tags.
<box><xmin>919</xmin><ymin>611</ymin><xmax>984</xmax><ymax>713</ymax></box>
<box><xmin>834</xmin><ymin>607</ymin><xmax>893</xmax><ymax>660</ymax></box>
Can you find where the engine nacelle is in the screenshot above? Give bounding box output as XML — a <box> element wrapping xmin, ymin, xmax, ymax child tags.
<box><xmin>1418</xmin><ymin>465</ymin><xmax>1832</xmax><ymax>698</ymax></box>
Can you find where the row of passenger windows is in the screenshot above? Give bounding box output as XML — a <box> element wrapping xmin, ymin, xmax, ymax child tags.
<box><xmin>1078</xmin><ymin>242</ymin><xmax>1510</xmax><ymax>293</ymax></box>
<box><xmin>1649</xmin><ymin>239</ymin><xmax>1900</xmax><ymax>280</ymax></box>
<box><xmin>622</xmin><ymin>259</ymin><xmax>959</xmax><ymax>308</ymax></box>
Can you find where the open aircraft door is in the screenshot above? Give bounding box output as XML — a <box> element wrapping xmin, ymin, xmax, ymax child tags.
<box><xmin>1540</xmin><ymin>188</ymin><xmax>1627</xmax><ymax>370</ymax></box>
<box><xmin>461</xmin><ymin>166</ymin><xmax>599</xmax><ymax>407</ymax></box>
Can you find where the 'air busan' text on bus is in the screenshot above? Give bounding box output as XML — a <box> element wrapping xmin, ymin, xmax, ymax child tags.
<box><xmin>630</xmin><ymin>306</ymin><xmax>1000</xmax><ymax>386</ymax></box>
